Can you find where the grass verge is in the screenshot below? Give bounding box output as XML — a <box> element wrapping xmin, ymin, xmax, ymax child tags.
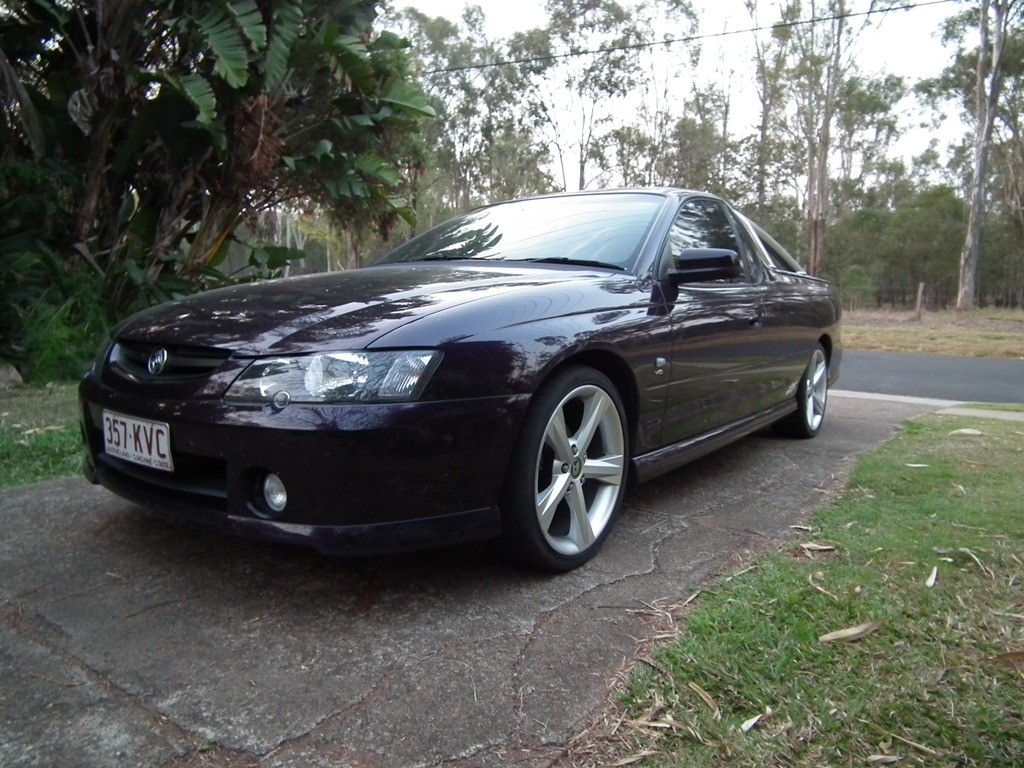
<box><xmin>610</xmin><ymin>415</ymin><xmax>1024</xmax><ymax>767</ymax></box>
<box><xmin>0</xmin><ymin>383</ymin><xmax>82</xmax><ymax>489</ymax></box>
<box><xmin>843</xmin><ymin>309</ymin><xmax>1024</xmax><ymax>358</ymax></box>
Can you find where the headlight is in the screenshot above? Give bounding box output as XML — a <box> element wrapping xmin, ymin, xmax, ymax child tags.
<box><xmin>224</xmin><ymin>350</ymin><xmax>442</xmax><ymax>404</ymax></box>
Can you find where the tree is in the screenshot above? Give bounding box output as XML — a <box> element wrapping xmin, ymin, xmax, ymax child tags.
<box><xmin>0</xmin><ymin>0</ymin><xmax>433</xmax><ymax>377</ymax></box>
<box><xmin>541</xmin><ymin>0</ymin><xmax>646</xmax><ymax>190</ymax></box>
<box><xmin>954</xmin><ymin>0</ymin><xmax>1020</xmax><ymax>309</ymax></box>
<box><xmin>0</xmin><ymin>0</ymin><xmax>433</xmax><ymax>311</ymax></box>
<box><xmin>395</xmin><ymin>7</ymin><xmax>555</xmax><ymax>223</ymax></box>
<box><xmin>657</xmin><ymin>87</ymin><xmax>739</xmax><ymax>196</ymax></box>
<box><xmin>743</xmin><ymin>0</ymin><xmax>800</xmax><ymax>217</ymax></box>
<box><xmin>831</xmin><ymin>74</ymin><xmax>906</xmax><ymax>215</ymax></box>
<box><xmin>787</xmin><ymin>0</ymin><xmax>851</xmax><ymax>276</ymax></box>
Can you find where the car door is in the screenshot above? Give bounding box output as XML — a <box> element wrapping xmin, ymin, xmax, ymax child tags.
<box><xmin>742</xmin><ymin>215</ymin><xmax>831</xmax><ymax>406</ymax></box>
<box><xmin>659</xmin><ymin>197</ymin><xmax>770</xmax><ymax>444</ymax></box>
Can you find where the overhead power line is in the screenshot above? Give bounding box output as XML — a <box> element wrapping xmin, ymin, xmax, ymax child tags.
<box><xmin>421</xmin><ymin>0</ymin><xmax>959</xmax><ymax>76</ymax></box>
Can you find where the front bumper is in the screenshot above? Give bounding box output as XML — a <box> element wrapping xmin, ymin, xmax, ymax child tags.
<box><xmin>79</xmin><ymin>373</ymin><xmax>529</xmax><ymax>554</ymax></box>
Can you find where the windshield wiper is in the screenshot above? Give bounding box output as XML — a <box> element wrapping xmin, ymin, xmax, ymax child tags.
<box><xmin>523</xmin><ymin>257</ymin><xmax>626</xmax><ymax>271</ymax></box>
<box><xmin>416</xmin><ymin>254</ymin><xmax>474</xmax><ymax>261</ymax></box>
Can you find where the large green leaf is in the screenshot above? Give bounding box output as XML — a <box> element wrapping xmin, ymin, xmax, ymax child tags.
<box><xmin>228</xmin><ymin>0</ymin><xmax>267</xmax><ymax>53</ymax></box>
<box><xmin>196</xmin><ymin>3</ymin><xmax>251</xmax><ymax>88</ymax></box>
<box><xmin>354</xmin><ymin>154</ymin><xmax>401</xmax><ymax>186</ymax></box>
<box><xmin>263</xmin><ymin>0</ymin><xmax>303</xmax><ymax>91</ymax></box>
<box><xmin>378</xmin><ymin>80</ymin><xmax>437</xmax><ymax>118</ymax></box>
<box><xmin>320</xmin><ymin>30</ymin><xmax>375</xmax><ymax>94</ymax></box>
<box><xmin>162</xmin><ymin>73</ymin><xmax>218</xmax><ymax>124</ymax></box>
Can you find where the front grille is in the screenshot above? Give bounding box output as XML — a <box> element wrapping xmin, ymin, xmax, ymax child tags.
<box><xmin>97</xmin><ymin>451</ymin><xmax>228</xmax><ymax>511</ymax></box>
<box><xmin>111</xmin><ymin>341</ymin><xmax>231</xmax><ymax>382</ymax></box>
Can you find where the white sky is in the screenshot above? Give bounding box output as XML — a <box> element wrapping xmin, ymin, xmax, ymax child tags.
<box><xmin>399</xmin><ymin>0</ymin><xmax>954</xmax><ymax>80</ymax></box>
<box><xmin>394</xmin><ymin>0</ymin><xmax>963</xmax><ymax>173</ymax></box>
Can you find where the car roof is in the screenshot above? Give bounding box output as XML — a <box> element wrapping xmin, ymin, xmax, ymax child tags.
<box><xmin>477</xmin><ymin>187</ymin><xmax>721</xmax><ymax>210</ymax></box>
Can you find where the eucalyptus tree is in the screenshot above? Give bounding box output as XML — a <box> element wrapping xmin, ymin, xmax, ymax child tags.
<box><xmin>657</xmin><ymin>85</ymin><xmax>741</xmax><ymax>196</ymax></box>
<box><xmin>918</xmin><ymin>1</ymin><xmax>1023</xmax><ymax>308</ymax></box>
<box><xmin>786</xmin><ymin>0</ymin><xmax>852</xmax><ymax>276</ymax></box>
<box><xmin>826</xmin><ymin>186</ymin><xmax>967</xmax><ymax>307</ymax></box>
<box><xmin>954</xmin><ymin>0</ymin><xmax>1019</xmax><ymax>309</ymax></box>
<box><xmin>594</xmin><ymin>0</ymin><xmax>697</xmax><ymax>187</ymax></box>
<box><xmin>743</xmin><ymin>0</ymin><xmax>800</xmax><ymax>217</ymax></box>
<box><xmin>541</xmin><ymin>0</ymin><xmax>647</xmax><ymax>189</ymax></box>
<box><xmin>831</xmin><ymin>73</ymin><xmax>906</xmax><ymax>215</ymax></box>
<box><xmin>396</xmin><ymin>7</ymin><xmax>555</xmax><ymax>224</ymax></box>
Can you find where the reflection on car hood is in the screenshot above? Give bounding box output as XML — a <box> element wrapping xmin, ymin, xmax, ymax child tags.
<box><xmin>115</xmin><ymin>263</ymin><xmax>605</xmax><ymax>355</ymax></box>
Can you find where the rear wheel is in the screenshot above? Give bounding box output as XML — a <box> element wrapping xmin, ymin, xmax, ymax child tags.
<box><xmin>774</xmin><ymin>344</ymin><xmax>828</xmax><ymax>439</ymax></box>
<box><xmin>500</xmin><ymin>367</ymin><xmax>628</xmax><ymax>571</ymax></box>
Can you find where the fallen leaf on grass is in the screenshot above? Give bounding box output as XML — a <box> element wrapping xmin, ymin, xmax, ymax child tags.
<box><xmin>867</xmin><ymin>756</ymin><xmax>902</xmax><ymax>764</ymax></box>
<box><xmin>800</xmin><ymin>542</ymin><xmax>836</xmax><ymax>552</ymax></box>
<box><xmin>948</xmin><ymin>428</ymin><xmax>984</xmax><ymax>436</ymax></box>
<box><xmin>630</xmin><ymin>716</ymin><xmax>705</xmax><ymax>741</ymax></box>
<box><xmin>932</xmin><ymin>547</ymin><xmax>993</xmax><ymax>577</ymax></box>
<box><xmin>687</xmin><ymin>681</ymin><xmax>720</xmax><ymax>719</ymax></box>
<box><xmin>740</xmin><ymin>713</ymin><xmax>763</xmax><ymax>733</ymax></box>
<box><xmin>808</xmin><ymin>572</ymin><xmax>839</xmax><ymax>600</ymax></box>
<box><xmin>994</xmin><ymin>651</ymin><xmax>1024</xmax><ymax>667</ymax></box>
<box><xmin>926</xmin><ymin>567</ymin><xmax>938</xmax><ymax>588</ymax></box>
<box><xmin>613</xmin><ymin>751</ymin><xmax>659</xmax><ymax>766</ymax></box>
<box><xmin>21</xmin><ymin>425</ymin><xmax>67</xmax><ymax>436</ymax></box>
<box><xmin>819</xmin><ymin>620</ymin><xmax>884</xmax><ymax>643</ymax></box>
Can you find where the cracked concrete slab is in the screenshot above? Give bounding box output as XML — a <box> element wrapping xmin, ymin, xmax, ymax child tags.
<box><xmin>0</xmin><ymin>395</ymin><xmax>935</xmax><ymax>767</ymax></box>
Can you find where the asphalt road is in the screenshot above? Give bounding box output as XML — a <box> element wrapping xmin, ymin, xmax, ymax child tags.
<box><xmin>839</xmin><ymin>350</ymin><xmax>1024</xmax><ymax>403</ymax></box>
<box><xmin>1</xmin><ymin>394</ymin><xmax>955</xmax><ymax>768</ymax></box>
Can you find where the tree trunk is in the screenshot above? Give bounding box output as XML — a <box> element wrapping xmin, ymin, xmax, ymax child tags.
<box><xmin>801</xmin><ymin>9</ymin><xmax>845</xmax><ymax>278</ymax></box>
<box><xmin>807</xmin><ymin>130</ymin><xmax>831</xmax><ymax>276</ymax></box>
<box><xmin>957</xmin><ymin>151</ymin><xmax>987</xmax><ymax>310</ymax></box>
<box><xmin>956</xmin><ymin>0</ymin><xmax>1010</xmax><ymax>310</ymax></box>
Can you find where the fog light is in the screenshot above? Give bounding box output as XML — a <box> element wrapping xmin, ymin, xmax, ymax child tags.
<box><xmin>262</xmin><ymin>473</ymin><xmax>288</xmax><ymax>514</ymax></box>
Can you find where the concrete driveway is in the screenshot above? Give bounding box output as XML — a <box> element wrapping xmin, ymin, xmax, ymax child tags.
<box><xmin>1</xmin><ymin>395</ymin><xmax>947</xmax><ymax>768</ymax></box>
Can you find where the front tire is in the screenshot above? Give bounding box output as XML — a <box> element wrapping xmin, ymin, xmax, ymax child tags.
<box><xmin>774</xmin><ymin>344</ymin><xmax>828</xmax><ymax>439</ymax></box>
<box><xmin>500</xmin><ymin>367</ymin><xmax>628</xmax><ymax>571</ymax></box>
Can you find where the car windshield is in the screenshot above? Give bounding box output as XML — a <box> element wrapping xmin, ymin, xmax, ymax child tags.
<box><xmin>378</xmin><ymin>193</ymin><xmax>666</xmax><ymax>270</ymax></box>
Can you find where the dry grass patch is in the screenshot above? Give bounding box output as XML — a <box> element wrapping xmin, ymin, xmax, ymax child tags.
<box><xmin>844</xmin><ymin>309</ymin><xmax>1024</xmax><ymax>358</ymax></box>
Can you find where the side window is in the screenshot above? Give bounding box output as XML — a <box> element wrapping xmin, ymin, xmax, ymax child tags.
<box><xmin>759</xmin><ymin>236</ymin><xmax>798</xmax><ymax>272</ymax></box>
<box><xmin>734</xmin><ymin>220</ymin><xmax>766</xmax><ymax>284</ymax></box>
<box><xmin>668</xmin><ymin>199</ymin><xmax>752</xmax><ymax>283</ymax></box>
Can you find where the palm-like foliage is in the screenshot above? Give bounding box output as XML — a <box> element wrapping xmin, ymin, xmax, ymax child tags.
<box><xmin>0</xmin><ymin>0</ymin><xmax>432</xmax><ymax>332</ymax></box>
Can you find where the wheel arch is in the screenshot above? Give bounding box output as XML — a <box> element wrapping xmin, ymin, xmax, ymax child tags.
<box><xmin>818</xmin><ymin>334</ymin><xmax>833</xmax><ymax>364</ymax></box>
<box><xmin>542</xmin><ymin>349</ymin><xmax>639</xmax><ymax>453</ymax></box>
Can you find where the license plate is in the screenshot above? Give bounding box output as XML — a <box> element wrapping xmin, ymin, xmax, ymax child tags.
<box><xmin>102</xmin><ymin>410</ymin><xmax>174</xmax><ymax>472</ymax></box>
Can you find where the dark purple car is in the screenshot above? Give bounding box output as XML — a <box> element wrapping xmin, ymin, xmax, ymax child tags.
<box><xmin>80</xmin><ymin>189</ymin><xmax>841</xmax><ymax>570</ymax></box>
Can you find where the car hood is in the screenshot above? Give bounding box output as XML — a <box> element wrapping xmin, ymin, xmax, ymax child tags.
<box><xmin>115</xmin><ymin>263</ymin><xmax>617</xmax><ymax>356</ymax></box>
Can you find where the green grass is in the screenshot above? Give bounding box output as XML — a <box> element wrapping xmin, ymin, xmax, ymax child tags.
<box><xmin>613</xmin><ymin>415</ymin><xmax>1024</xmax><ymax>767</ymax></box>
<box><xmin>961</xmin><ymin>403</ymin><xmax>1024</xmax><ymax>413</ymax></box>
<box><xmin>0</xmin><ymin>383</ymin><xmax>82</xmax><ymax>488</ymax></box>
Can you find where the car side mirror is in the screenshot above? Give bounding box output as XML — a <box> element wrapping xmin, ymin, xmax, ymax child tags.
<box><xmin>668</xmin><ymin>248</ymin><xmax>742</xmax><ymax>284</ymax></box>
